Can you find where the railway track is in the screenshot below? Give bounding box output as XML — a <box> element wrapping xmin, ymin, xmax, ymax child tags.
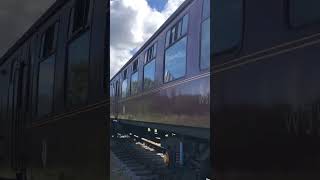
<box><xmin>111</xmin><ymin>131</ymin><xmax>210</xmax><ymax>180</ymax></box>
<box><xmin>111</xmin><ymin>134</ymin><xmax>173</xmax><ymax>180</ymax></box>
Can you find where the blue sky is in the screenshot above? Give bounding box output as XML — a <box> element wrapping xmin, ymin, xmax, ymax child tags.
<box><xmin>147</xmin><ymin>0</ymin><xmax>168</xmax><ymax>11</ymax></box>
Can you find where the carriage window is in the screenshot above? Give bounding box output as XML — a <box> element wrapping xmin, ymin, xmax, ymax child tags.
<box><xmin>133</xmin><ymin>60</ymin><xmax>138</xmax><ymax>72</ymax></box>
<box><xmin>123</xmin><ymin>69</ymin><xmax>127</xmax><ymax>79</ymax></box>
<box><xmin>144</xmin><ymin>59</ymin><xmax>156</xmax><ymax>90</ymax></box>
<box><xmin>110</xmin><ymin>83</ymin><xmax>115</xmax><ymax>97</ymax></box>
<box><xmin>110</xmin><ymin>85</ymin><xmax>112</xmax><ymax>97</ymax></box>
<box><xmin>181</xmin><ymin>14</ymin><xmax>189</xmax><ymax>35</ymax></box>
<box><xmin>166</xmin><ymin>14</ymin><xmax>188</xmax><ymax>48</ymax></box>
<box><xmin>131</xmin><ymin>60</ymin><xmax>139</xmax><ymax>95</ymax></box>
<box><xmin>213</xmin><ymin>0</ymin><xmax>242</xmax><ymax>54</ymax></box>
<box><xmin>201</xmin><ymin>18</ymin><xmax>210</xmax><ymax>69</ymax></box>
<box><xmin>67</xmin><ymin>31</ymin><xmax>90</xmax><ymax>108</ymax></box>
<box><xmin>165</xmin><ymin>31</ymin><xmax>170</xmax><ymax>48</ymax></box>
<box><xmin>164</xmin><ymin>15</ymin><xmax>188</xmax><ymax>82</ymax></box>
<box><xmin>122</xmin><ymin>69</ymin><xmax>128</xmax><ymax>98</ymax></box>
<box><xmin>71</xmin><ymin>0</ymin><xmax>91</xmax><ymax>33</ymax></box>
<box><xmin>145</xmin><ymin>43</ymin><xmax>157</xmax><ymax>63</ymax></box>
<box><xmin>131</xmin><ymin>72</ymin><xmax>139</xmax><ymax>95</ymax></box>
<box><xmin>37</xmin><ymin>55</ymin><xmax>55</xmax><ymax>117</ymax></box>
<box><xmin>115</xmin><ymin>80</ymin><xmax>119</xmax><ymax>97</ymax></box>
<box><xmin>165</xmin><ymin>37</ymin><xmax>187</xmax><ymax>82</ymax></box>
<box><xmin>40</xmin><ymin>23</ymin><xmax>58</xmax><ymax>59</ymax></box>
<box><xmin>200</xmin><ymin>0</ymin><xmax>210</xmax><ymax>69</ymax></box>
<box><xmin>202</xmin><ymin>0</ymin><xmax>210</xmax><ymax>19</ymax></box>
<box><xmin>122</xmin><ymin>79</ymin><xmax>128</xmax><ymax>98</ymax></box>
<box><xmin>289</xmin><ymin>0</ymin><xmax>320</xmax><ymax>27</ymax></box>
<box><xmin>143</xmin><ymin>42</ymin><xmax>157</xmax><ymax>90</ymax></box>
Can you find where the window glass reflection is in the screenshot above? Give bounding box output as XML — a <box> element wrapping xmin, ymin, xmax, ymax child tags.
<box><xmin>122</xmin><ymin>79</ymin><xmax>128</xmax><ymax>98</ymax></box>
<box><xmin>144</xmin><ymin>59</ymin><xmax>155</xmax><ymax>90</ymax></box>
<box><xmin>213</xmin><ymin>0</ymin><xmax>242</xmax><ymax>54</ymax></box>
<box><xmin>182</xmin><ymin>14</ymin><xmax>189</xmax><ymax>35</ymax></box>
<box><xmin>165</xmin><ymin>31</ymin><xmax>170</xmax><ymax>48</ymax></box>
<box><xmin>115</xmin><ymin>81</ymin><xmax>119</xmax><ymax>97</ymax></box>
<box><xmin>37</xmin><ymin>55</ymin><xmax>55</xmax><ymax>117</ymax></box>
<box><xmin>110</xmin><ymin>85</ymin><xmax>113</xmax><ymax>97</ymax></box>
<box><xmin>131</xmin><ymin>72</ymin><xmax>139</xmax><ymax>95</ymax></box>
<box><xmin>67</xmin><ymin>31</ymin><xmax>90</xmax><ymax>107</ymax></box>
<box><xmin>202</xmin><ymin>0</ymin><xmax>210</xmax><ymax>19</ymax></box>
<box><xmin>164</xmin><ymin>37</ymin><xmax>187</xmax><ymax>82</ymax></box>
<box><xmin>201</xmin><ymin>18</ymin><xmax>210</xmax><ymax>69</ymax></box>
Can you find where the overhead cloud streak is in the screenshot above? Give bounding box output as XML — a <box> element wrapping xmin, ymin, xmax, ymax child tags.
<box><xmin>0</xmin><ymin>0</ymin><xmax>55</xmax><ymax>58</ymax></box>
<box><xmin>110</xmin><ymin>0</ymin><xmax>186</xmax><ymax>78</ymax></box>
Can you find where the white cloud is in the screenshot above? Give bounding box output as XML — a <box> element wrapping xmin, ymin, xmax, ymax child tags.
<box><xmin>110</xmin><ymin>0</ymin><xmax>186</xmax><ymax>78</ymax></box>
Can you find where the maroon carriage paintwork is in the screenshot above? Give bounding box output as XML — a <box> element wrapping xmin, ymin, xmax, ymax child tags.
<box><xmin>110</xmin><ymin>0</ymin><xmax>210</xmax><ymax>139</ymax></box>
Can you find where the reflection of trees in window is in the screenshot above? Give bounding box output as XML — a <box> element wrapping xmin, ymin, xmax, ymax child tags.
<box><xmin>37</xmin><ymin>55</ymin><xmax>55</xmax><ymax>117</ymax></box>
<box><xmin>164</xmin><ymin>37</ymin><xmax>187</xmax><ymax>82</ymax></box>
<box><xmin>144</xmin><ymin>78</ymin><xmax>155</xmax><ymax>90</ymax></box>
<box><xmin>143</xmin><ymin>59</ymin><xmax>155</xmax><ymax>90</ymax></box>
<box><xmin>67</xmin><ymin>31</ymin><xmax>90</xmax><ymax>108</ymax></box>
<box><xmin>68</xmin><ymin>63</ymin><xmax>88</xmax><ymax>105</ymax></box>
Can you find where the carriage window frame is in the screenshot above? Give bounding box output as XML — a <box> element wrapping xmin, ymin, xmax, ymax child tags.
<box><xmin>121</xmin><ymin>68</ymin><xmax>128</xmax><ymax>98</ymax></box>
<box><xmin>164</xmin><ymin>13</ymin><xmax>189</xmax><ymax>83</ymax></box>
<box><xmin>37</xmin><ymin>21</ymin><xmax>59</xmax><ymax>119</ymax></box>
<box><xmin>115</xmin><ymin>80</ymin><xmax>120</xmax><ymax>97</ymax></box>
<box><xmin>144</xmin><ymin>43</ymin><xmax>157</xmax><ymax>64</ymax></box>
<box><xmin>142</xmin><ymin>42</ymin><xmax>158</xmax><ymax>91</ymax></box>
<box><xmin>143</xmin><ymin>58</ymin><xmax>156</xmax><ymax>91</ymax></box>
<box><xmin>66</xmin><ymin>30</ymin><xmax>91</xmax><ymax>109</ymax></box>
<box><xmin>110</xmin><ymin>83</ymin><xmax>114</xmax><ymax>97</ymax></box>
<box><xmin>200</xmin><ymin>0</ymin><xmax>210</xmax><ymax>70</ymax></box>
<box><xmin>130</xmin><ymin>60</ymin><xmax>139</xmax><ymax>95</ymax></box>
<box><xmin>212</xmin><ymin>0</ymin><xmax>244</xmax><ymax>56</ymax></box>
<box><xmin>39</xmin><ymin>22</ymin><xmax>59</xmax><ymax>60</ymax></box>
<box><xmin>123</xmin><ymin>68</ymin><xmax>128</xmax><ymax>79</ymax></box>
<box><xmin>165</xmin><ymin>14</ymin><xmax>189</xmax><ymax>48</ymax></box>
<box><xmin>36</xmin><ymin>54</ymin><xmax>56</xmax><ymax>118</ymax></box>
<box><xmin>69</xmin><ymin>0</ymin><xmax>93</xmax><ymax>38</ymax></box>
<box><xmin>288</xmin><ymin>0</ymin><xmax>320</xmax><ymax>28</ymax></box>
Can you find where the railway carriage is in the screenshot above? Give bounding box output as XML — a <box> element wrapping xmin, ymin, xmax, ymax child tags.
<box><xmin>5</xmin><ymin>0</ymin><xmax>320</xmax><ymax>179</ymax></box>
<box><xmin>111</xmin><ymin>0</ymin><xmax>320</xmax><ymax>179</ymax></box>
<box><xmin>110</xmin><ymin>0</ymin><xmax>211</xmax><ymax>179</ymax></box>
<box><xmin>0</xmin><ymin>0</ymin><xmax>109</xmax><ymax>179</ymax></box>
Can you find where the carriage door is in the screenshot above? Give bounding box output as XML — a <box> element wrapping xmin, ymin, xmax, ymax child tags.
<box><xmin>8</xmin><ymin>61</ymin><xmax>27</xmax><ymax>170</ymax></box>
<box><xmin>115</xmin><ymin>80</ymin><xmax>120</xmax><ymax>119</ymax></box>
